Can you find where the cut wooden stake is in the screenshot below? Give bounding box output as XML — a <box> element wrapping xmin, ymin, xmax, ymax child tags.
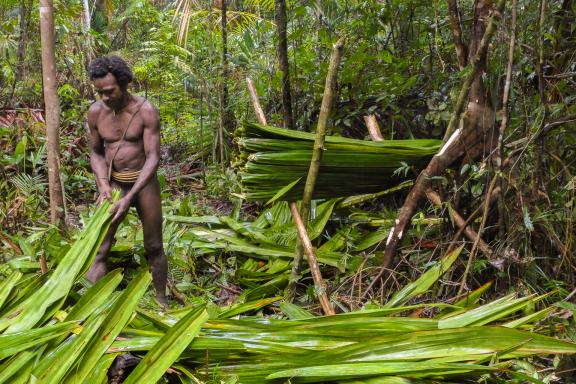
<box><xmin>363</xmin><ymin>115</ymin><xmax>384</xmax><ymax>142</ymax></box>
<box><xmin>290</xmin><ymin>38</ymin><xmax>345</xmax><ymax>292</ymax></box>
<box><xmin>245</xmin><ymin>76</ymin><xmax>334</xmax><ymax>315</ymax></box>
<box><xmin>246</xmin><ymin>77</ymin><xmax>267</xmax><ymax>125</ymax></box>
<box><xmin>289</xmin><ymin>202</ymin><xmax>335</xmax><ymax>315</ymax></box>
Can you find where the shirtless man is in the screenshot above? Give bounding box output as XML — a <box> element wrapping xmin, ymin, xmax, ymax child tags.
<box><xmin>86</xmin><ymin>56</ymin><xmax>168</xmax><ymax>306</ymax></box>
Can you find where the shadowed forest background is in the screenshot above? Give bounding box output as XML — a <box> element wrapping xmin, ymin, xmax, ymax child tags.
<box><xmin>1</xmin><ymin>0</ymin><xmax>576</xmax><ymax>383</ymax></box>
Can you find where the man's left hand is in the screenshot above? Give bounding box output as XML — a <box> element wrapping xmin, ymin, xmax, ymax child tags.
<box><xmin>110</xmin><ymin>196</ymin><xmax>132</xmax><ymax>223</ymax></box>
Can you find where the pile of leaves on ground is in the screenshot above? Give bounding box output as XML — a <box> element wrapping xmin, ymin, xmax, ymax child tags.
<box><xmin>234</xmin><ymin>121</ymin><xmax>442</xmax><ymax>201</ymax></box>
<box><xmin>1</xmin><ymin>198</ymin><xmax>576</xmax><ymax>383</ymax></box>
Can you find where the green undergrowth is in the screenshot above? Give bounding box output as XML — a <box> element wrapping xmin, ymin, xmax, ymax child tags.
<box><xmin>1</xmin><ymin>195</ymin><xmax>576</xmax><ymax>383</ymax></box>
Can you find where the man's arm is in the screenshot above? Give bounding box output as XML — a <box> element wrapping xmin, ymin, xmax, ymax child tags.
<box><xmin>110</xmin><ymin>102</ymin><xmax>160</xmax><ymax>222</ymax></box>
<box><xmin>88</xmin><ymin>103</ymin><xmax>113</xmax><ymax>204</ymax></box>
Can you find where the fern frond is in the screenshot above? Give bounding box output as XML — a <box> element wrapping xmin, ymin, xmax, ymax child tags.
<box><xmin>10</xmin><ymin>174</ymin><xmax>46</xmax><ymax>199</ymax></box>
<box><xmin>244</xmin><ymin>0</ymin><xmax>274</xmax><ymax>11</ymax></box>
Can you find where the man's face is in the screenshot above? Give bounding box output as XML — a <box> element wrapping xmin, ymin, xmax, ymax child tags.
<box><xmin>93</xmin><ymin>73</ymin><xmax>125</xmax><ymax>110</ymax></box>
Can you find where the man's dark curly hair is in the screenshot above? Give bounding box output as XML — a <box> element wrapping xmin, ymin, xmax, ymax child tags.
<box><xmin>88</xmin><ymin>56</ymin><xmax>133</xmax><ymax>89</ymax></box>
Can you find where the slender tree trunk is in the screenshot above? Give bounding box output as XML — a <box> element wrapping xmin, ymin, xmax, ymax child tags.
<box><xmin>39</xmin><ymin>0</ymin><xmax>65</xmax><ymax>225</ymax></box>
<box><xmin>275</xmin><ymin>0</ymin><xmax>295</xmax><ymax>129</ymax></box>
<box><xmin>91</xmin><ymin>0</ymin><xmax>107</xmax><ymax>32</ymax></box>
<box><xmin>497</xmin><ymin>0</ymin><xmax>518</xmax><ymax>239</ymax></box>
<box><xmin>208</xmin><ymin>0</ymin><xmax>217</xmax><ymax>164</ymax></box>
<box><xmin>218</xmin><ymin>0</ymin><xmax>229</xmax><ymax>167</ymax></box>
<box><xmin>15</xmin><ymin>0</ymin><xmax>32</xmax><ymax>82</ymax></box>
<box><xmin>82</xmin><ymin>0</ymin><xmax>91</xmax><ymax>31</ymax></box>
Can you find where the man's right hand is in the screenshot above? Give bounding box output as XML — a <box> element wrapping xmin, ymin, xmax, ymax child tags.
<box><xmin>96</xmin><ymin>185</ymin><xmax>113</xmax><ymax>205</ymax></box>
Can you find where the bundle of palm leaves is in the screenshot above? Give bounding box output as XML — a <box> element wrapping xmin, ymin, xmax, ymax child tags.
<box><xmin>235</xmin><ymin>121</ymin><xmax>442</xmax><ymax>201</ymax></box>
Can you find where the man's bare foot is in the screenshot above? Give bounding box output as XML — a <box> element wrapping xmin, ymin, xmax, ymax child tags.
<box><xmin>156</xmin><ymin>294</ymin><xmax>169</xmax><ymax>310</ymax></box>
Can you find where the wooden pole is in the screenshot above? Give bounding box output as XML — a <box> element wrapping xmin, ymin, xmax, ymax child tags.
<box><xmin>289</xmin><ymin>38</ymin><xmax>345</xmax><ymax>291</ymax></box>
<box><xmin>245</xmin><ymin>77</ymin><xmax>334</xmax><ymax>315</ymax></box>
<box><xmin>289</xmin><ymin>202</ymin><xmax>335</xmax><ymax>315</ymax></box>
<box><xmin>246</xmin><ymin>77</ymin><xmax>267</xmax><ymax>125</ymax></box>
<box><xmin>364</xmin><ymin>115</ymin><xmax>384</xmax><ymax>142</ymax></box>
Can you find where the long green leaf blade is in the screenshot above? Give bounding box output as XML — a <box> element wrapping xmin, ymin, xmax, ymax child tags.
<box><xmin>123</xmin><ymin>305</ymin><xmax>209</xmax><ymax>384</ymax></box>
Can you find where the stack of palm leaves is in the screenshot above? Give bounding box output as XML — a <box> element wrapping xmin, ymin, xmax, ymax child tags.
<box><xmin>235</xmin><ymin>121</ymin><xmax>442</xmax><ymax>201</ymax></box>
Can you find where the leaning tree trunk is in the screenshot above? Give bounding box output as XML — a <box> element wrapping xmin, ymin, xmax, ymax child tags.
<box><xmin>275</xmin><ymin>0</ymin><xmax>295</xmax><ymax>129</ymax></box>
<box><xmin>381</xmin><ymin>0</ymin><xmax>503</xmax><ymax>273</ymax></box>
<box><xmin>39</xmin><ymin>0</ymin><xmax>65</xmax><ymax>225</ymax></box>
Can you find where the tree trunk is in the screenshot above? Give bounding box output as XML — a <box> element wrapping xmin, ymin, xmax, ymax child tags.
<box><xmin>15</xmin><ymin>0</ymin><xmax>33</xmax><ymax>82</ymax></box>
<box><xmin>39</xmin><ymin>0</ymin><xmax>65</xmax><ymax>225</ymax></box>
<box><xmin>218</xmin><ymin>0</ymin><xmax>230</xmax><ymax>166</ymax></box>
<box><xmin>82</xmin><ymin>0</ymin><xmax>91</xmax><ymax>31</ymax></box>
<box><xmin>92</xmin><ymin>0</ymin><xmax>107</xmax><ymax>32</ymax></box>
<box><xmin>275</xmin><ymin>0</ymin><xmax>295</xmax><ymax>129</ymax></box>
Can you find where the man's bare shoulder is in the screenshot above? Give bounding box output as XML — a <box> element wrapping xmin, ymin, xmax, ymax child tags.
<box><xmin>139</xmin><ymin>99</ymin><xmax>160</xmax><ymax>126</ymax></box>
<box><xmin>88</xmin><ymin>100</ymin><xmax>105</xmax><ymax>115</ymax></box>
<box><xmin>87</xmin><ymin>101</ymin><xmax>105</xmax><ymax>126</ymax></box>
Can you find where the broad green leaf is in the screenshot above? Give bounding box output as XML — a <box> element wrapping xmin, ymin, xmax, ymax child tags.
<box><xmin>438</xmin><ymin>294</ymin><xmax>541</xmax><ymax>329</ymax></box>
<box><xmin>280</xmin><ymin>302</ymin><xmax>315</xmax><ymax>320</ymax></box>
<box><xmin>384</xmin><ymin>246</ymin><xmax>463</xmax><ymax>308</ymax></box>
<box><xmin>218</xmin><ymin>296</ymin><xmax>283</xmax><ymax>318</ymax></box>
<box><xmin>0</xmin><ymin>271</ymin><xmax>22</xmax><ymax>311</ymax></box>
<box><xmin>63</xmin><ymin>268</ymin><xmax>151</xmax><ymax>383</ymax></box>
<box><xmin>32</xmin><ymin>310</ymin><xmax>108</xmax><ymax>384</ymax></box>
<box><xmin>0</xmin><ymin>321</ymin><xmax>78</xmax><ymax>359</ymax></box>
<box><xmin>266</xmin><ymin>361</ymin><xmax>494</xmax><ymax>380</ymax></box>
<box><xmin>266</xmin><ymin>177</ymin><xmax>302</xmax><ymax>205</ymax></box>
<box><xmin>83</xmin><ymin>353</ymin><xmax>119</xmax><ymax>384</ymax></box>
<box><xmin>65</xmin><ymin>269</ymin><xmax>123</xmax><ymax>322</ymax></box>
<box><xmin>1</xmin><ymin>196</ymin><xmax>116</xmax><ymax>334</ymax></box>
<box><xmin>0</xmin><ymin>350</ymin><xmax>38</xmax><ymax>383</ymax></box>
<box><xmin>339</xmin><ymin>377</ymin><xmax>439</xmax><ymax>384</ymax></box>
<box><xmin>503</xmin><ymin>307</ymin><xmax>553</xmax><ymax>329</ymax></box>
<box><xmin>123</xmin><ymin>305</ymin><xmax>209</xmax><ymax>384</ymax></box>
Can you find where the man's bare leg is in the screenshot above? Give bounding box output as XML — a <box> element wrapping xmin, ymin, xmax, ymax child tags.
<box><xmin>87</xmin><ymin>182</ymin><xmax>128</xmax><ymax>283</ymax></box>
<box><xmin>135</xmin><ymin>178</ymin><xmax>168</xmax><ymax>306</ymax></box>
<box><xmin>86</xmin><ymin>228</ymin><xmax>114</xmax><ymax>282</ymax></box>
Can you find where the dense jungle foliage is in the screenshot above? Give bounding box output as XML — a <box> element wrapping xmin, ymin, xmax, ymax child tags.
<box><xmin>1</xmin><ymin>0</ymin><xmax>576</xmax><ymax>382</ymax></box>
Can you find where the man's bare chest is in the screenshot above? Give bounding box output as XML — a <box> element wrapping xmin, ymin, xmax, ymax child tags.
<box><xmin>97</xmin><ymin>113</ymin><xmax>144</xmax><ymax>143</ymax></box>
